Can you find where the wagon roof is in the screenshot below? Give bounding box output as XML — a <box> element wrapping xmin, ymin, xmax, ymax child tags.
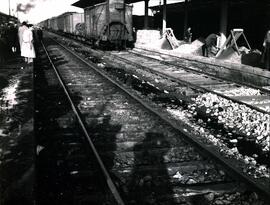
<box><xmin>72</xmin><ymin>0</ymin><xmax>104</xmax><ymax>8</ymax></box>
<box><xmin>59</xmin><ymin>12</ymin><xmax>77</xmax><ymax>16</ymax></box>
<box><xmin>73</xmin><ymin>0</ymin><xmax>270</xmax><ymax>8</ymax></box>
<box><xmin>72</xmin><ymin>0</ymin><xmax>141</xmax><ymax>8</ymax></box>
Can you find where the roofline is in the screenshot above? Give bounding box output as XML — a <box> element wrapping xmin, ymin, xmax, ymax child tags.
<box><xmin>84</xmin><ymin>2</ymin><xmax>107</xmax><ymax>10</ymax></box>
<box><xmin>72</xmin><ymin>0</ymin><xmax>140</xmax><ymax>9</ymax></box>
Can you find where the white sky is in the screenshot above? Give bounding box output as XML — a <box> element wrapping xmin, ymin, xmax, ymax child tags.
<box><xmin>0</xmin><ymin>0</ymin><xmax>183</xmax><ymax>24</ymax></box>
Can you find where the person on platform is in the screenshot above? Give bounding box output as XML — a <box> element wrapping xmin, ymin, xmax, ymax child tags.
<box><xmin>18</xmin><ymin>21</ymin><xmax>28</xmax><ymax>52</ymax></box>
<box><xmin>37</xmin><ymin>27</ymin><xmax>43</xmax><ymax>42</ymax></box>
<box><xmin>21</xmin><ymin>24</ymin><xmax>36</xmax><ymax>64</ymax></box>
<box><xmin>202</xmin><ymin>33</ymin><xmax>219</xmax><ymax>57</ymax></box>
<box><xmin>261</xmin><ymin>30</ymin><xmax>270</xmax><ymax>70</ymax></box>
<box><xmin>7</xmin><ymin>22</ymin><xmax>19</xmax><ymax>54</ymax></box>
<box><xmin>184</xmin><ymin>27</ymin><xmax>192</xmax><ymax>43</ymax></box>
<box><xmin>0</xmin><ymin>24</ymin><xmax>7</xmax><ymax>63</ymax></box>
<box><xmin>132</xmin><ymin>27</ymin><xmax>137</xmax><ymax>43</ymax></box>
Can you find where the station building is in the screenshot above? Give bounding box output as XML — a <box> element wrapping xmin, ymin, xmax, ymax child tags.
<box><xmin>148</xmin><ymin>0</ymin><xmax>270</xmax><ymax>49</ymax></box>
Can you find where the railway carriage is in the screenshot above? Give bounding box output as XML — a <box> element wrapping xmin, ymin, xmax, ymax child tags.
<box><xmin>38</xmin><ymin>19</ymin><xmax>49</xmax><ymax>29</ymax></box>
<box><xmin>40</xmin><ymin>12</ymin><xmax>84</xmax><ymax>36</ymax></box>
<box><xmin>56</xmin><ymin>14</ymin><xmax>65</xmax><ymax>32</ymax></box>
<box><xmin>39</xmin><ymin>0</ymin><xmax>134</xmax><ymax>48</ymax></box>
<box><xmin>84</xmin><ymin>0</ymin><xmax>133</xmax><ymax>47</ymax></box>
<box><xmin>43</xmin><ymin>19</ymin><xmax>50</xmax><ymax>30</ymax></box>
<box><xmin>63</xmin><ymin>13</ymin><xmax>84</xmax><ymax>35</ymax></box>
<box><xmin>55</xmin><ymin>12</ymin><xmax>84</xmax><ymax>35</ymax></box>
<box><xmin>50</xmin><ymin>17</ymin><xmax>59</xmax><ymax>31</ymax></box>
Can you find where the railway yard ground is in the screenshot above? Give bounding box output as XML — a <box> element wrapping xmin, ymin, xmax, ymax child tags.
<box><xmin>0</xmin><ymin>54</ymin><xmax>34</xmax><ymax>204</ymax></box>
<box><xmin>0</xmin><ymin>32</ymin><xmax>270</xmax><ymax>204</ymax></box>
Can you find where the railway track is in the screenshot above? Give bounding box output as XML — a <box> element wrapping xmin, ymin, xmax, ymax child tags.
<box><xmin>35</xmin><ymin>42</ymin><xmax>121</xmax><ymax>204</ymax></box>
<box><xmin>35</xmin><ymin>33</ymin><xmax>270</xmax><ymax>204</ymax></box>
<box><xmin>108</xmin><ymin>50</ymin><xmax>270</xmax><ymax>114</ymax></box>
<box><xmin>130</xmin><ymin>47</ymin><xmax>270</xmax><ymax>90</ymax></box>
<box><xmin>51</xmin><ymin>34</ymin><xmax>269</xmax><ymax>171</ymax></box>
<box><xmin>100</xmin><ymin>48</ymin><xmax>270</xmax><ymax>171</ymax></box>
<box><xmin>48</xmin><ymin>31</ymin><xmax>270</xmax><ymax>174</ymax></box>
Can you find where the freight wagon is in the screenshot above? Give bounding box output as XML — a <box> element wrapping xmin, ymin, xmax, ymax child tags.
<box><xmin>50</xmin><ymin>17</ymin><xmax>59</xmax><ymax>31</ymax></box>
<box><xmin>63</xmin><ymin>13</ymin><xmax>84</xmax><ymax>35</ymax></box>
<box><xmin>84</xmin><ymin>0</ymin><xmax>133</xmax><ymax>47</ymax></box>
<box><xmin>39</xmin><ymin>0</ymin><xmax>134</xmax><ymax>49</ymax></box>
<box><xmin>38</xmin><ymin>19</ymin><xmax>49</xmax><ymax>29</ymax></box>
<box><xmin>55</xmin><ymin>12</ymin><xmax>83</xmax><ymax>33</ymax></box>
<box><xmin>46</xmin><ymin>12</ymin><xmax>84</xmax><ymax>35</ymax></box>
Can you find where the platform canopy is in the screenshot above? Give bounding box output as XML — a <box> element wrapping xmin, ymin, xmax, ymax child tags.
<box><xmin>73</xmin><ymin>0</ymin><xmax>270</xmax><ymax>8</ymax></box>
<box><xmin>125</xmin><ymin>0</ymin><xmax>146</xmax><ymax>3</ymax></box>
<box><xmin>72</xmin><ymin>0</ymin><xmax>103</xmax><ymax>8</ymax></box>
<box><xmin>73</xmin><ymin>0</ymin><xmax>177</xmax><ymax>9</ymax></box>
<box><xmin>126</xmin><ymin>0</ymin><xmax>270</xmax><ymax>5</ymax></box>
<box><xmin>72</xmin><ymin>0</ymin><xmax>142</xmax><ymax>8</ymax></box>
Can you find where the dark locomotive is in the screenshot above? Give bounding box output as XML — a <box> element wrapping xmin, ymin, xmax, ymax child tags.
<box><xmin>39</xmin><ymin>0</ymin><xmax>134</xmax><ymax>48</ymax></box>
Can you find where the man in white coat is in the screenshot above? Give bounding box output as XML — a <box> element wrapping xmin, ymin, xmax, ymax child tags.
<box><xmin>21</xmin><ymin>24</ymin><xmax>36</xmax><ymax>64</ymax></box>
<box><xmin>18</xmin><ymin>22</ymin><xmax>28</xmax><ymax>54</ymax></box>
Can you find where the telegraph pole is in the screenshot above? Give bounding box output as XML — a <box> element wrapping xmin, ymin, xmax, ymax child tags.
<box><xmin>8</xmin><ymin>0</ymin><xmax>11</xmax><ymax>15</ymax></box>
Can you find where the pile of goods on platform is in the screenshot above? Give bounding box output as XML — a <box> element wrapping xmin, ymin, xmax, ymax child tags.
<box><xmin>174</xmin><ymin>39</ymin><xmax>204</xmax><ymax>56</ymax></box>
<box><xmin>216</xmin><ymin>46</ymin><xmax>262</xmax><ymax>66</ymax></box>
<box><xmin>135</xmin><ymin>30</ymin><xmax>161</xmax><ymax>46</ymax></box>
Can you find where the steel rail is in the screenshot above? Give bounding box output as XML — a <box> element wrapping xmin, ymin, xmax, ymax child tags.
<box><xmin>49</xmin><ymin>36</ymin><xmax>270</xmax><ymax>201</ymax></box>
<box><xmin>47</xmin><ymin>30</ymin><xmax>270</xmax><ymax>94</ymax></box>
<box><xmin>129</xmin><ymin>49</ymin><xmax>270</xmax><ymax>94</ymax></box>
<box><xmin>41</xmin><ymin>42</ymin><xmax>125</xmax><ymax>205</ymax></box>
<box><xmin>133</xmin><ymin>47</ymin><xmax>270</xmax><ymax>90</ymax></box>
<box><xmin>110</xmin><ymin>52</ymin><xmax>270</xmax><ymax>115</ymax></box>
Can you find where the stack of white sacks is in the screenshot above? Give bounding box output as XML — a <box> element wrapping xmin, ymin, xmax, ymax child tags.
<box><xmin>135</xmin><ymin>30</ymin><xmax>161</xmax><ymax>47</ymax></box>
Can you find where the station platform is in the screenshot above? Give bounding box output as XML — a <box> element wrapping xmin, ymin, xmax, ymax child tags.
<box><xmin>134</xmin><ymin>29</ymin><xmax>270</xmax><ymax>85</ymax></box>
<box><xmin>0</xmin><ymin>53</ymin><xmax>34</xmax><ymax>204</ymax></box>
<box><xmin>135</xmin><ymin>43</ymin><xmax>270</xmax><ymax>87</ymax></box>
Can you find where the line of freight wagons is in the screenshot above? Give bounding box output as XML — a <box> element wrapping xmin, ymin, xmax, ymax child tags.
<box><xmin>39</xmin><ymin>0</ymin><xmax>134</xmax><ymax>47</ymax></box>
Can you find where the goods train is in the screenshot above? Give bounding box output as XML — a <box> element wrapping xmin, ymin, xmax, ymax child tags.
<box><xmin>39</xmin><ymin>0</ymin><xmax>134</xmax><ymax>48</ymax></box>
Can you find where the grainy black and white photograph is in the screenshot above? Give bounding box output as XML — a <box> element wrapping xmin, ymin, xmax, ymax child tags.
<box><xmin>0</xmin><ymin>0</ymin><xmax>269</xmax><ymax>204</ymax></box>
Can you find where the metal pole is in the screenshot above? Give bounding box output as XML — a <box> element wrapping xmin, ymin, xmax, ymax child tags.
<box><xmin>8</xmin><ymin>0</ymin><xmax>11</xmax><ymax>15</ymax></box>
<box><xmin>144</xmin><ymin>0</ymin><xmax>149</xmax><ymax>29</ymax></box>
<box><xmin>162</xmin><ymin>0</ymin><xmax>167</xmax><ymax>34</ymax></box>
<box><xmin>16</xmin><ymin>4</ymin><xmax>19</xmax><ymax>20</ymax></box>
<box><xmin>219</xmin><ymin>0</ymin><xmax>228</xmax><ymax>48</ymax></box>
<box><xmin>183</xmin><ymin>0</ymin><xmax>189</xmax><ymax>37</ymax></box>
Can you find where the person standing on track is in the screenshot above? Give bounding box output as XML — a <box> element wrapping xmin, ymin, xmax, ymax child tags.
<box><xmin>21</xmin><ymin>24</ymin><xmax>36</xmax><ymax>64</ymax></box>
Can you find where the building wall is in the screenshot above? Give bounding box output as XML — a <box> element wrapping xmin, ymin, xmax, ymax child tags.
<box><xmin>151</xmin><ymin>0</ymin><xmax>270</xmax><ymax>49</ymax></box>
<box><xmin>228</xmin><ymin>2</ymin><xmax>269</xmax><ymax>49</ymax></box>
